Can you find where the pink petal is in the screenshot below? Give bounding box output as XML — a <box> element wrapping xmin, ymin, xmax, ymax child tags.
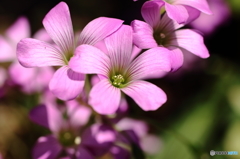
<box><xmin>184</xmin><ymin>5</ymin><xmax>201</xmax><ymax>24</ymax></box>
<box><xmin>189</xmin><ymin>0</ymin><xmax>230</xmax><ymax>35</ymax></box>
<box><xmin>6</xmin><ymin>16</ymin><xmax>30</xmax><ymax>44</ymax></box>
<box><xmin>128</xmin><ymin>47</ymin><xmax>171</xmax><ymax>80</ymax></box>
<box><xmin>173</xmin><ymin>0</ymin><xmax>212</xmax><ymax>15</ymax></box>
<box><xmin>89</xmin><ymin>79</ymin><xmax>121</xmax><ymax>115</ymax></box>
<box><xmin>160</xmin><ymin>13</ymin><xmax>184</xmax><ymax>32</ymax></box>
<box><xmin>121</xmin><ymin>80</ymin><xmax>167</xmax><ymax>111</ymax></box>
<box><xmin>49</xmin><ymin>66</ymin><xmax>85</xmax><ymax>101</ymax></box>
<box><xmin>79</xmin><ymin>17</ymin><xmax>123</xmax><ymax>45</ymax></box>
<box><xmin>75</xmin><ymin>147</ymin><xmax>94</xmax><ymax>159</ymax></box>
<box><xmin>17</xmin><ymin>38</ymin><xmax>65</xmax><ymax>67</ymax></box>
<box><xmin>131</xmin><ymin>20</ymin><xmax>158</xmax><ymax>49</ymax></box>
<box><xmin>110</xmin><ymin>145</ymin><xmax>131</xmax><ymax>159</ymax></box>
<box><xmin>90</xmin><ymin>75</ymin><xmax>100</xmax><ymax>86</ymax></box>
<box><xmin>32</xmin><ymin>135</ymin><xmax>62</xmax><ymax>159</ymax></box>
<box><xmin>140</xmin><ymin>134</ymin><xmax>162</xmax><ymax>155</ymax></box>
<box><xmin>141</xmin><ymin>0</ymin><xmax>164</xmax><ymax>28</ymax></box>
<box><xmin>170</xmin><ymin>29</ymin><xmax>209</xmax><ymax>58</ymax></box>
<box><xmin>33</xmin><ymin>28</ymin><xmax>52</xmax><ymax>42</ymax></box>
<box><xmin>66</xmin><ymin>100</ymin><xmax>91</xmax><ymax>128</ymax></box>
<box><xmin>21</xmin><ymin>66</ymin><xmax>54</xmax><ymax>93</ymax></box>
<box><xmin>167</xmin><ymin>46</ymin><xmax>184</xmax><ymax>71</ymax></box>
<box><xmin>43</xmin><ymin>2</ymin><xmax>75</xmax><ymax>54</ymax></box>
<box><xmin>34</xmin><ymin>67</ymin><xmax>55</xmax><ymax>89</ymax></box>
<box><xmin>9</xmin><ymin>61</ymin><xmax>36</xmax><ymax>85</ymax></box>
<box><xmin>131</xmin><ymin>45</ymin><xmax>142</xmax><ymax>61</ymax></box>
<box><xmin>94</xmin><ymin>40</ymin><xmax>108</xmax><ymax>55</ymax></box>
<box><xmin>117</xmin><ymin>97</ymin><xmax>129</xmax><ymax>114</ymax></box>
<box><xmin>81</xmin><ymin>124</ymin><xmax>116</xmax><ymax>156</ymax></box>
<box><xmin>165</xmin><ymin>3</ymin><xmax>189</xmax><ymax>24</ymax></box>
<box><xmin>116</xmin><ymin>118</ymin><xmax>148</xmax><ymax>138</ymax></box>
<box><xmin>69</xmin><ymin>44</ymin><xmax>110</xmax><ymax>76</ymax></box>
<box><xmin>40</xmin><ymin>89</ymin><xmax>57</xmax><ymax>106</ymax></box>
<box><xmin>104</xmin><ymin>25</ymin><xmax>133</xmax><ymax>69</ymax></box>
<box><xmin>0</xmin><ymin>35</ymin><xmax>15</xmax><ymax>62</ymax></box>
<box><xmin>29</xmin><ymin>104</ymin><xmax>63</xmax><ymax>132</ymax></box>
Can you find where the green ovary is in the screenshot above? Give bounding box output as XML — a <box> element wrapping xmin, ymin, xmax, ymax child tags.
<box><xmin>58</xmin><ymin>130</ymin><xmax>81</xmax><ymax>147</ymax></box>
<box><xmin>63</xmin><ymin>50</ymin><xmax>74</xmax><ymax>65</ymax></box>
<box><xmin>153</xmin><ymin>31</ymin><xmax>167</xmax><ymax>46</ymax></box>
<box><xmin>112</xmin><ymin>74</ymin><xmax>125</xmax><ymax>87</ymax></box>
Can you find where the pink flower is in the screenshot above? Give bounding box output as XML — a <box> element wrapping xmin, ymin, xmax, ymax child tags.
<box><xmin>0</xmin><ymin>17</ymin><xmax>30</xmax><ymax>62</ymax></box>
<box><xmin>30</xmin><ymin>102</ymin><xmax>93</xmax><ymax>159</ymax></box>
<box><xmin>17</xmin><ymin>2</ymin><xmax>123</xmax><ymax>100</ymax></box>
<box><xmin>131</xmin><ymin>0</ymin><xmax>209</xmax><ymax>71</ymax></box>
<box><xmin>152</xmin><ymin>0</ymin><xmax>212</xmax><ymax>24</ymax></box>
<box><xmin>189</xmin><ymin>0</ymin><xmax>231</xmax><ymax>35</ymax></box>
<box><xmin>0</xmin><ymin>17</ymin><xmax>54</xmax><ymax>93</ymax></box>
<box><xmin>116</xmin><ymin>118</ymin><xmax>162</xmax><ymax>155</ymax></box>
<box><xmin>69</xmin><ymin>25</ymin><xmax>171</xmax><ymax>114</ymax></box>
<box><xmin>9</xmin><ymin>57</ymin><xmax>54</xmax><ymax>93</ymax></box>
<box><xmin>31</xmin><ymin>104</ymin><xmax>116</xmax><ymax>159</ymax></box>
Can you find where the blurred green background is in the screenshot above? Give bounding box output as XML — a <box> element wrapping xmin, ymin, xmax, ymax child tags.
<box><xmin>1</xmin><ymin>0</ymin><xmax>240</xmax><ymax>159</ymax></box>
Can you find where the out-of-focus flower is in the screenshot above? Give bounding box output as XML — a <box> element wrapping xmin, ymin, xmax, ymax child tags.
<box><xmin>39</xmin><ymin>89</ymin><xmax>57</xmax><ymax>105</ymax></box>
<box><xmin>137</xmin><ymin>0</ymin><xmax>212</xmax><ymax>24</ymax></box>
<box><xmin>131</xmin><ymin>0</ymin><xmax>209</xmax><ymax>71</ymax></box>
<box><xmin>0</xmin><ymin>17</ymin><xmax>30</xmax><ymax>62</ymax></box>
<box><xmin>0</xmin><ymin>16</ymin><xmax>54</xmax><ymax>94</ymax></box>
<box><xmin>30</xmin><ymin>101</ymin><xmax>118</xmax><ymax>159</ymax></box>
<box><xmin>69</xmin><ymin>25</ymin><xmax>171</xmax><ymax>114</ymax></box>
<box><xmin>140</xmin><ymin>134</ymin><xmax>163</xmax><ymax>154</ymax></box>
<box><xmin>79</xmin><ymin>123</ymin><xmax>116</xmax><ymax>157</ymax></box>
<box><xmin>30</xmin><ymin>101</ymin><xmax>93</xmax><ymax>159</ymax></box>
<box><xmin>17</xmin><ymin>2</ymin><xmax>123</xmax><ymax>100</ymax></box>
<box><xmin>189</xmin><ymin>0</ymin><xmax>231</xmax><ymax>35</ymax></box>
<box><xmin>9</xmin><ymin>62</ymin><xmax>54</xmax><ymax>94</ymax></box>
<box><xmin>113</xmin><ymin>117</ymin><xmax>162</xmax><ymax>158</ymax></box>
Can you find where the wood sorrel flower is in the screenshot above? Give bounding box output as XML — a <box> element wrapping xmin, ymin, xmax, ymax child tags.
<box><xmin>0</xmin><ymin>17</ymin><xmax>54</xmax><ymax>93</ymax></box>
<box><xmin>131</xmin><ymin>0</ymin><xmax>209</xmax><ymax>71</ymax></box>
<box><xmin>30</xmin><ymin>101</ymin><xmax>93</xmax><ymax>159</ymax></box>
<box><xmin>30</xmin><ymin>102</ymin><xmax>116</xmax><ymax>159</ymax></box>
<box><xmin>69</xmin><ymin>25</ymin><xmax>171</xmax><ymax>115</ymax></box>
<box><xmin>152</xmin><ymin>0</ymin><xmax>212</xmax><ymax>24</ymax></box>
<box><xmin>16</xmin><ymin>2</ymin><xmax>123</xmax><ymax>100</ymax></box>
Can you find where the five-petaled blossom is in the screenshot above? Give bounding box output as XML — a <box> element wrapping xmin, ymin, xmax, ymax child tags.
<box><xmin>69</xmin><ymin>25</ymin><xmax>172</xmax><ymax>115</ymax></box>
<box><xmin>131</xmin><ymin>0</ymin><xmax>210</xmax><ymax>71</ymax></box>
<box><xmin>30</xmin><ymin>101</ymin><xmax>117</xmax><ymax>159</ymax></box>
<box><xmin>16</xmin><ymin>2</ymin><xmax>123</xmax><ymax>100</ymax></box>
<box><xmin>0</xmin><ymin>16</ymin><xmax>54</xmax><ymax>93</ymax></box>
<box><xmin>30</xmin><ymin>101</ymin><xmax>92</xmax><ymax>159</ymax></box>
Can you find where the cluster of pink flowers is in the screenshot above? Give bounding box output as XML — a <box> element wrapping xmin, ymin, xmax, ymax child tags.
<box><xmin>17</xmin><ymin>1</ymin><xmax>210</xmax><ymax>114</ymax></box>
<box><xmin>0</xmin><ymin>0</ymin><xmax>230</xmax><ymax>158</ymax></box>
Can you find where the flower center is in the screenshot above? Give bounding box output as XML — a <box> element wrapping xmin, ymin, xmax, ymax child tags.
<box><xmin>63</xmin><ymin>50</ymin><xmax>74</xmax><ymax>65</ymax></box>
<box><xmin>112</xmin><ymin>74</ymin><xmax>125</xmax><ymax>87</ymax></box>
<box><xmin>164</xmin><ymin>0</ymin><xmax>174</xmax><ymax>4</ymax></box>
<box><xmin>58</xmin><ymin>130</ymin><xmax>81</xmax><ymax>147</ymax></box>
<box><xmin>153</xmin><ymin>32</ymin><xmax>167</xmax><ymax>46</ymax></box>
